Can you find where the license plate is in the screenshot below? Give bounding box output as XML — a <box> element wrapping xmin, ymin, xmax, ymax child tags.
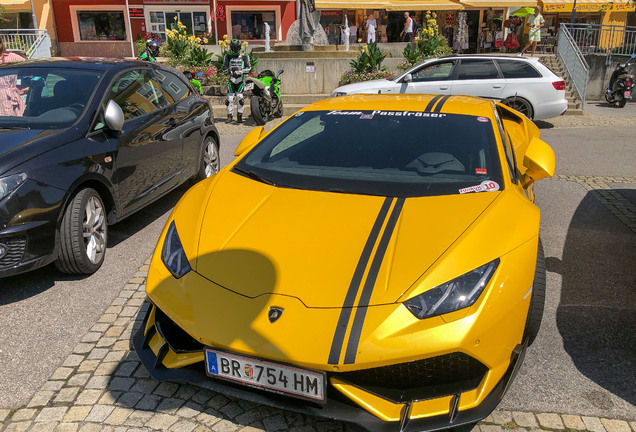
<box><xmin>205</xmin><ymin>349</ymin><xmax>326</xmax><ymax>403</ymax></box>
<box><xmin>244</xmin><ymin>82</ymin><xmax>254</xmax><ymax>91</ymax></box>
<box><xmin>625</xmin><ymin>90</ymin><xmax>631</xmax><ymax>98</ymax></box>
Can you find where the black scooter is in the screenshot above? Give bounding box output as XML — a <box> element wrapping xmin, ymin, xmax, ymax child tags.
<box><xmin>605</xmin><ymin>53</ymin><xmax>635</xmax><ymax>108</ymax></box>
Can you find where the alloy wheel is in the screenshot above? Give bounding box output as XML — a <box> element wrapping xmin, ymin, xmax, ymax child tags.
<box><xmin>204</xmin><ymin>140</ymin><xmax>220</xmax><ymax>177</ymax></box>
<box><xmin>82</xmin><ymin>196</ymin><xmax>106</xmax><ymax>264</ymax></box>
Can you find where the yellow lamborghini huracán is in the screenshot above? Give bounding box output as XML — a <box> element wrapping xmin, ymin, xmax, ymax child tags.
<box><xmin>134</xmin><ymin>94</ymin><xmax>555</xmax><ymax>432</ymax></box>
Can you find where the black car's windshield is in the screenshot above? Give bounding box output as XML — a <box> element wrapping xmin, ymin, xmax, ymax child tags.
<box><xmin>235</xmin><ymin>110</ymin><xmax>503</xmax><ymax>198</ymax></box>
<box><xmin>0</xmin><ymin>67</ymin><xmax>103</xmax><ymax>130</ymax></box>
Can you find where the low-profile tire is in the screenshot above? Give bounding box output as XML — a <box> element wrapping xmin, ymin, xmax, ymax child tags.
<box><xmin>502</xmin><ymin>97</ymin><xmax>534</xmax><ymax>120</ymax></box>
<box><xmin>524</xmin><ymin>239</ymin><xmax>546</xmax><ymax>346</ymax></box>
<box><xmin>55</xmin><ymin>188</ymin><xmax>107</xmax><ymax>275</ymax></box>
<box><xmin>195</xmin><ymin>136</ymin><xmax>220</xmax><ymax>182</ymax></box>
<box><xmin>251</xmin><ymin>95</ymin><xmax>268</xmax><ymax>125</ymax></box>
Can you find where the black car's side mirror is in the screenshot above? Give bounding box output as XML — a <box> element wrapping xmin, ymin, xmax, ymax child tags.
<box><xmin>104</xmin><ymin>100</ymin><xmax>124</xmax><ymax>133</ymax></box>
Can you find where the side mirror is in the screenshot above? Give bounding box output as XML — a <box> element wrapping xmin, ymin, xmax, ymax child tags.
<box><xmin>521</xmin><ymin>137</ymin><xmax>555</xmax><ymax>187</ymax></box>
<box><xmin>278</xmin><ymin>69</ymin><xmax>284</xmax><ymax>75</ymax></box>
<box><xmin>104</xmin><ymin>100</ymin><xmax>124</xmax><ymax>133</ymax></box>
<box><xmin>402</xmin><ymin>73</ymin><xmax>413</xmax><ymax>83</ymax></box>
<box><xmin>234</xmin><ymin>126</ymin><xmax>265</xmax><ymax>157</ymax></box>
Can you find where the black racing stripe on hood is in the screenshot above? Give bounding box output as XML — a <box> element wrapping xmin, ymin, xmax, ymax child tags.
<box><xmin>327</xmin><ymin>197</ymin><xmax>393</xmax><ymax>365</ymax></box>
<box><xmin>343</xmin><ymin>197</ymin><xmax>405</xmax><ymax>365</ymax></box>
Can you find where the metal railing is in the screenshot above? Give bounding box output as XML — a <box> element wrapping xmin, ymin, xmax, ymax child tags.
<box><xmin>0</xmin><ymin>29</ymin><xmax>52</xmax><ymax>59</ymax></box>
<box><xmin>557</xmin><ymin>25</ymin><xmax>589</xmax><ymax>109</ymax></box>
<box><xmin>565</xmin><ymin>23</ymin><xmax>636</xmax><ymax>63</ymax></box>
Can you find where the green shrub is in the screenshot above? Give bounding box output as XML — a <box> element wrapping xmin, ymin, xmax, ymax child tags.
<box><xmin>350</xmin><ymin>41</ymin><xmax>387</xmax><ymax>73</ymax></box>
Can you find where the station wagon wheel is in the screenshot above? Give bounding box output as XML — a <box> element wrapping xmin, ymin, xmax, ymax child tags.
<box><xmin>502</xmin><ymin>97</ymin><xmax>534</xmax><ymax>120</ymax></box>
<box><xmin>56</xmin><ymin>188</ymin><xmax>107</xmax><ymax>274</ymax></box>
<box><xmin>196</xmin><ymin>136</ymin><xmax>220</xmax><ymax>182</ymax></box>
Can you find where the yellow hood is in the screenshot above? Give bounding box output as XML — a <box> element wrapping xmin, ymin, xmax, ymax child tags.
<box><xmin>195</xmin><ymin>172</ymin><xmax>499</xmax><ymax>308</ymax></box>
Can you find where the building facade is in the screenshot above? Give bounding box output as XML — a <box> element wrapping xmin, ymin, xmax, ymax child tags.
<box><xmin>51</xmin><ymin>0</ymin><xmax>297</xmax><ymax>57</ymax></box>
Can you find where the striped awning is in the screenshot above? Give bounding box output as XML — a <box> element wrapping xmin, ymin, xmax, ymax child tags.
<box><xmin>541</xmin><ymin>0</ymin><xmax>634</xmax><ymax>13</ymax></box>
<box><xmin>386</xmin><ymin>0</ymin><xmax>464</xmax><ymax>11</ymax></box>
<box><xmin>315</xmin><ymin>0</ymin><xmax>390</xmax><ymax>9</ymax></box>
<box><xmin>461</xmin><ymin>0</ymin><xmax>537</xmax><ymax>7</ymax></box>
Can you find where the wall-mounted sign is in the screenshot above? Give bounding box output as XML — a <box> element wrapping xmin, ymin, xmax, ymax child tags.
<box><xmin>306</xmin><ymin>62</ymin><xmax>315</xmax><ymax>73</ymax></box>
<box><xmin>129</xmin><ymin>8</ymin><xmax>144</xmax><ymax>18</ymax></box>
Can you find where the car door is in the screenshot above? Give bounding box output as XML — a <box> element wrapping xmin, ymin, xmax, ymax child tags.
<box><xmin>154</xmin><ymin>69</ymin><xmax>204</xmax><ymax>179</ymax></box>
<box><xmin>105</xmin><ymin>69</ymin><xmax>183</xmax><ymax>216</ymax></box>
<box><xmin>450</xmin><ymin>58</ymin><xmax>507</xmax><ymax>100</ymax></box>
<box><xmin>394</xmin><ymin>60</ymin><xmax>456</xmax><ymax>95</ymax></box>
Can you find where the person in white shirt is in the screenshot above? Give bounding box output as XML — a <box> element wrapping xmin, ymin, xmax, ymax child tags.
<box><xmin>400</xmin><ymin>12</ymin><xmax>414</xmax><ymax>43</ymax></box>
<box><xmin>519</xmin><ymin>6</ymin><xmax>545</xmax><ymax>57</ymax></box>
<box><xmin>366</xmin><ymin>14</ymin><xmax>377</xmax><ymax>43</ymax></box>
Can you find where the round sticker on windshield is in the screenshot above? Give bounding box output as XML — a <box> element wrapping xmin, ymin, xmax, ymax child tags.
<box><xmin>477</xmin><ymin>116</ymin><xmax>490</xmax><ymax>123</ymax></box>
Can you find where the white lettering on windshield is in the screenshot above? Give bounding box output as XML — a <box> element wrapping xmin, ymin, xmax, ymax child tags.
<box><xmin>327</xmin><ymin>110</ymin><xmax>447</xmax><ymax>118</ymax></box>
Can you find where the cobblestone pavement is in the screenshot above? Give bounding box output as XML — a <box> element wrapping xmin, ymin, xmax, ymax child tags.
<box><xmin>553</xmin><ymin>175</ymin><xmax>636</xmax><ymax>233</ymax></box>
<box><xmin>1</xmin><ymin>254</ymin><xmax>634</xmax><ymax>432</ymax></box>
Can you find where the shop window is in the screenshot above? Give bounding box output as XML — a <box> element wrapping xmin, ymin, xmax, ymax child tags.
<box><xmin>149</xmin><ymin>10</ymin><xmax>208</xmax><ymax>41</ymax></box>
<box><xmin>76</xmin><ymin>11</ymin><xmax>126</xmax><ymax>41</ymax></box>
<box><xmin>230</xmin><ymin>11</ymin><xmax>276</xmax><ymax>40</ymax></box>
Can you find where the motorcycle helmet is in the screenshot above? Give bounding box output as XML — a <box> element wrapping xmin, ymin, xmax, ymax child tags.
<box><xmin>230</xmin><ymin>38</ymin><xmax>241</xmax><ymax>54</ymax></box>
<box><xmin>146</xmin><ymin>39</ymin><xmax>160</xmax><ymax>57</ymax></box>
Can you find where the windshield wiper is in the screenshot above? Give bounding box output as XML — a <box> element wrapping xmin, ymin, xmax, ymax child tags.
<box><xmin>233</xmin><ymin>166</ymin><xmax>276</xmax><ymax>186</ymax></box>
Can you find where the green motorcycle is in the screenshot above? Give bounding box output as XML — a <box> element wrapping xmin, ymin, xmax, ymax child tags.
<box><xmin>245</xmin><ymin>69</ymin><xmax>284</xmax><ymax>125</ymax></box>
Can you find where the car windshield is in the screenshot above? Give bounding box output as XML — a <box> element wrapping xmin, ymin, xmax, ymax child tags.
<box><xmin>0</xmin><ymin>66</ymin><xmax>103</xmax><ymax>130</ymax></box>
<box><xmin>235</xmin><ymin>110</ymin><xmax>503</xmax><ymax>198</ymax></box>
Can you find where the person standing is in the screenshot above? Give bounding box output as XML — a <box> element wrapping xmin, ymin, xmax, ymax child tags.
<box><xmin>222</xmin><ymin>38</ymin><xmax>251</xmax><ymax>123</ymax></box>
<box><xmin>366</xmin><ymin>14</ymin><xmax>377</xmax><ymax>43</ymax></box>
<box><xmin>519</xmin><ymin>6</ymin><xmax>544</xmax><ymax>57</ymax></box>
<box><xmin>400</xmin><ymin>12</ymin><xmax>414</xmax><ymax>43</ymax></box>
<box><xmin>0</xmin><ymin>35</ymin><xmax>26</xmax><ymax>117</ymax></box>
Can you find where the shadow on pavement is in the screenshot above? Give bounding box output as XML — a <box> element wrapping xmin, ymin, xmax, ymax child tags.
<box><xmin>551</xmin><ymin>191</ymin><xmax>636</xmax><ymax>409</ymax></box>
<box><xmin>0</xmin><ymin>184</ymin><xmax>187</xmax><ymax>306</ymax></box>
<box><xmin>534</xmin><ymin>120</ymin><xmax>555</xmax><ymax>129</ymax></box>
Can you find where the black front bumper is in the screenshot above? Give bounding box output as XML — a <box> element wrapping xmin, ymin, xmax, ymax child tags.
<box><xmin>132</xmin><ymin>306</ymin><xmax>527</xmax><ymax>432</ymax></box>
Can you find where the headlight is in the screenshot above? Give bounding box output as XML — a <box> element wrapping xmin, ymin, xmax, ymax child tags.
<box><xmin>332</xmin><ymin>91</ymin><xmax>347</xmax><ymax>97</ymax></box>
<box><xmin>161</xmin><ymin>221</ymin><xmax>192</xmax><ymax>279</ymax></box>
<box><xmin>404</xmin><ymin>259</ymin><xmax>499</xmax><ymax>319</ymax></box>
<box><xmin>0</xmin><ymin>173</ymin><xmax>27</xmax><ymax>201</ymax></box>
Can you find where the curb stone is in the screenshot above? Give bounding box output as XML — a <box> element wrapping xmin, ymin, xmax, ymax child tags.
<box><xmin>1</xmin><ymin>261</ymin><xmax>635</xmax><ymax>430</ymax></box>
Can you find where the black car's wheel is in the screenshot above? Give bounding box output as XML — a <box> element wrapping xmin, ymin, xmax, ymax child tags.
<box><xmin>524</xmin><ymin>239</ymin><xmax>546</xmax><ymax>346</ymax></box>
<box><xmin>56</xmin><ymin>188</ymin><xmax>107</xmax><ymax>274</ymax></box>
<box><xmin>502</xmin><ymin>97</ymin><xmax>534</xmax><ymax>120</ymax></box>
<box><xmin>251</xmin><ymin>96</ymin><xmax>268</xmax><ymax>125</ymax></box>
<box><xmin>195</xmin><ymin>136</ymin><xmax>220</xmax><ymax>182</ymax></box>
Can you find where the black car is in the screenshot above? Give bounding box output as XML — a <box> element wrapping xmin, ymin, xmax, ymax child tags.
<box><xmin>0</xmin><ymin>59</ymin><xmax>220</xmax><ymax>278</ymax></box>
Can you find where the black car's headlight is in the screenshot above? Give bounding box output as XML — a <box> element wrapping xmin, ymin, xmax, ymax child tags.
<box><xmin>404</xmin><ymin>259</ymin><xmax>499</xmax><ymax>319</ymax></box>
<box><xmin>0</xmin><ymin>173</ymin><xmax>27</xmax><ymax>201</ymax></box>
<box><xmin>161</xmin><ymin>221</ymin><xmax>192</xmax><ymax>279</ymax></box>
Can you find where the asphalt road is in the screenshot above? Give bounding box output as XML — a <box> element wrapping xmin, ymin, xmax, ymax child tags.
<box><xmin>0</xmin><ymin>126</ymin><xmax>634</xmax><ymax>420</ymax></box>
